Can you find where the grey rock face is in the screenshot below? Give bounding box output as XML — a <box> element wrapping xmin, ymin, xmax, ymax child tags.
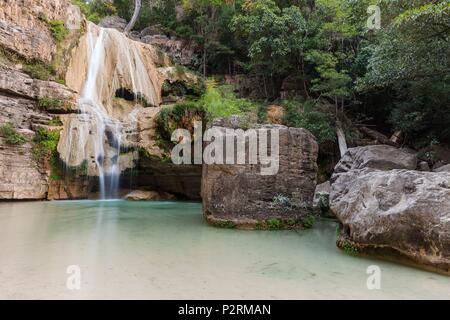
<box><xmin>333</xmin><ymin>145</ymin><xmax>417</xmax><ymax>175</ymax></box>
<box><xmin>0</xmin><ymin>131</ymin><xmax>48</xmax><ymax>200</ymax></box>
<box><xmin>313</xmin><ymin>181</ymin><xmax>331</xmax><ymax>212</ymax></box>
<box><xmin>202</xmin><ymin>125</ymin><xmax>319</xmax><ymax>228</ymax></box>
<box><xmin>0</xmin><ymin>66</ymin><xmax>76</xmax><ymax>200</ymax></box>
<box><xmin>331</xmin><ymin>169</ymin><xmax>450</xmax><ymax>274</ymax></box>
<box><xmin>434</xmin><ymin>164</ymin><xmax>450</xmax><ymax>173</ymax></box>
<box><xmin>140</xmin><ymin>35</ymin><xmax>195</xmax><ymax>66</ymax></box>
<box><xmin>418</xmin><ymin>161</ymin><xmax>431</xmax><ymax>171</ymax></box>
<box><xmin>99</xmin><ymin>16</ymin><xmax>128</xmax><ymax>31</ymax></box>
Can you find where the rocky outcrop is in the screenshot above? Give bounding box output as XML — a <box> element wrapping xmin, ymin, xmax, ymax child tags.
<box><xmin>333</xmin><ymin>145</ymin><xmax>417</xmax><ymax>174</ymax></box>
<box><xmin>313</xmin><ymin>181</ymin><xmax>331</xmax><ymax>213</ymax></box>
<box><xmin>47</xmin><ymin>176</ymin><xmax>95</xmax><ymax>200</ymax></box>
<box><xmin>202</xmin><ymin>125</ymin><xmax>319</xmax><ymax>229</ymax></box>
<box><xmin>128</xmin><ymin>156</ymin><xmax>202</xmax><ymax>200</ymax></box>
<box><xmin>140</xmin><ymin>35</ymin><xmax>195</xmax><ymax>66</ymax></box>
<box><xmin>0</xmin><ymin>65</ymin><xmax>79</xmax><ymax>200</ymax></box>
<box><xmin>434</xmin><ymin>164</ymin><xmax>450</xmax><ymax>173</ymax></box>
<box><xmin>0</xmin><ymin>65</ymin><xmax>76</xmax><ymax>102</ymax></box>
<box><xmin>99</xmin><ymin>16</ymin><xmax>127</xmax><ymax>31</ymax></box>
<box><xmin>332</xmin><ymin>169</ymin><xmax>450</xmax><ymax>274</ymax></box>
<box><xmin>0</xmin><ymin>0</ymin><xmax>82</xmax><ymax>64</ymax></box>
<box><xmin>330</xmin><ymin>145</ymin><xmax>450</xmax><ymax>274</ymax></box>
<box><xmin>0</xmin><ymin>130</ymin><xmax>48</xmax><ymax>200</ymax></box>
<box><xmin>125</xmin><ymin>190</ymin><xmax>176</xmax><ymax>201</ymax></box>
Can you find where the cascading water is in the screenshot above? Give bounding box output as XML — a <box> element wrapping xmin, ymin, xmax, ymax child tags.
<box><xmin>77</xmin><ymin>27</ymin><xmax>122</xmax><ymax>199</ymax></box>
<box><xmin>60</xmin><ymin>22</ymin><xmax>161</xmax><ymax>199</ymax></box>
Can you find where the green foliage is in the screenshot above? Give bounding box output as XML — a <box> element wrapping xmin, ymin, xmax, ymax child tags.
<box><xmin>357</xmin><ymin>0</ymin><xmax>450</xmax><ymax>144</ymax></box>
<box><xmin>0</xmin><ymin>123</ymin><xmax>27</xmax><ymax>145</ymax></box>
<box><xmin>212</xmin><ymin>220</ymin><xmax>237</xmax><ymax>229</ymax></box>
<box><xmin>48</xmin><ymin>116</ymin><xmax>63</xmax><ymax>127</ymax></box>
<box><xmin>38</xmin><ymin>97</ymin><xmax>72</xmax><ymax>111</ymax></box>
<box><xmin>49</xmin><ymin>20</ymin><xmax>69</xmax><ymax>42</ymax></box>
<box><xmin>202</xmin><ymin>80</ymin><xmax>257</xmax><ymax>120</ymax></box>
<box><xmin>255</xmin><ymin>216</ymin><xmax>315</xmax><ymax>230</ymax></box>
<box><xmin>155</xmin><ymin>101</ymin><xmax>206</xmax><ymax>151</ymax></box>
<box><xmin>23</xmin><ymin>62</ymin><xmax>55</xmax><ymax>81</ymax></box>
<box><xmin>66</xmin><ymin>0</ymin><xmax>449</xmax><ymax>148</ymax></box>
<box><xmin>301</xmin><ymin>215</ymin><xmax>316</xmax><ymax>229</ymax></box>
<box><xmin>32</xmin><ymin>128</ymin><xmax>61</xmax><ymax>180</ymax></box>
<box><xmin>341</xmin><ymin>240</ymin><xmax>359</xmax><ymax>255</ymax></box>
<box><xmin>282</xmin><ymin>97</ymin><xmax>336</xmax><ymax>143</ymax></box>
<box><xmin>306</xmin><ymin>50</ymin><xmax>352</xmax><ymax>104</ymax></box>
<box><xmin>231</xmin><ymin>0</ymin><xmax>308</xmax><ymax>78</ymax></box>
<box><xmin>266</xmin><ymin>218</ymin><xmax>282</xmax><ymax>230</ymax></box>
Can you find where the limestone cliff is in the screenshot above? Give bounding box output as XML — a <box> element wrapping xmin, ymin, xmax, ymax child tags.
<box><xmin>0</xmin><ymin>0</ymin><xmax>84</xmax><ymax>200</ymax></box>
<box><xmin>0</xmin><ymin>0</ymin><xmax>201</xmax><ymax>200</ymax></box>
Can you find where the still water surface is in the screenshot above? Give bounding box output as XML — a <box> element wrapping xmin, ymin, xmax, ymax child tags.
<box><xmin>0</xmin><ymin>200</ymin><xmax>448</xmax><ymax>299</ymax></box>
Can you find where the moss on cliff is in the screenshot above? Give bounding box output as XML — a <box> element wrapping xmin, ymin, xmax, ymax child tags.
<box><xmin>0</xmin><ymin>123</ymin><xmax>27</xmax><ymax>145</ymax></box>
<box><xmin>38</xmin><ymin>96</ymin><xmax>73</xmax><ymax>112</ymax></box>
<box><xmin>32</xmin><ymin>128</ymin><xmax>62</xmax><ymax>181</ymax></box>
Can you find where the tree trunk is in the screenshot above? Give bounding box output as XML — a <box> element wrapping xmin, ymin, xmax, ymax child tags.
<box><xmin>336</xmin><ymin>122</ymin><xmax>348</xmax><ymax>158</ymax></box>
<box><xmin>124</xmin><ymin>0</ymin><xmax>142</xmax><ymax>34</ymax></box>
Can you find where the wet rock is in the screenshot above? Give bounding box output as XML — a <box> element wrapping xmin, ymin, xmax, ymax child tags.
<box><xmin>47</xmin><ymin>176</ymin><xmax>94</xmax><ymax>200</ymax></box>
<box><xmin>125</xmin><ymin>190</ymin><xmax>176</xmax><ymax>201</ymax></box>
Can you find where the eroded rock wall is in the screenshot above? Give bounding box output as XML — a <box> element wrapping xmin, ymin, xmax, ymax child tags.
<box><xmin>0</xmin><ymin>0</ymin><xmax>85</xmax><ymax>200</ymax></box>
<box><xmin>0</xmin><ymin>0</ymin><xmax>74</xmax><ymax>63</ymax></box>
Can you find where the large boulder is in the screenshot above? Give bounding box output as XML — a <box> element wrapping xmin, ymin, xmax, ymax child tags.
<box><xmin>331</xmin><ymin>169</ymin><xmax>450</xmax><ymax>274</ymax></box>
<box><xmin>333</xmin><ymin>145</ymin><xmax>417</xmax><ymax>175</ymax></box>
<box><xmin>202</xmin><ymin>125</ymin><xmax>319</xmax><ymax>229</ymax></box>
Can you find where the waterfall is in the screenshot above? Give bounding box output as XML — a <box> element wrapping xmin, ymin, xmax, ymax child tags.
<box><xmin>78</xmin><ymin>27</ymin><xmax>120</xmax><ymax>199</ymax></box>
<box><xmin>60</xmin><ymin>22</ymin><xmax>162</xmax><ymax>199</ymax></box>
